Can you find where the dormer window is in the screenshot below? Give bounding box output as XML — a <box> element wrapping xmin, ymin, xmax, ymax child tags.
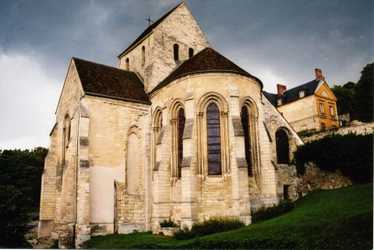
<box><xmin>173</xmin><ymin>44</ymin><xmax>179</xmax><ymax>61</ymax></box>
<box><xmin>277</xmin><ymin>98</ymin><xmax>283</xmax><ymax>106</ymax></box>
<box><xmin>298</xmin><ymin>90</ymin><xmax>305</xmax><ymax>98</ymax></box>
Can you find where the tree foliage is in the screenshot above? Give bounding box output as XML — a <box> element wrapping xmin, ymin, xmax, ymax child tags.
<box><xmin>332</xmin><ymin>63</ymin><xmax>373</xmax><ymax>122</ymax></box>
<box><xmin>0</xmin><ymin>147</ymin><xmax>47</xmax><ymax>248</ymax></box>
<box><xmin>295</xmin><ymin>134</ymin><xmax>373</xmax><ymax>183</ymax></box>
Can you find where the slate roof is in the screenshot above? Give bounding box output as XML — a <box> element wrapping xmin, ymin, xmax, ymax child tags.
<box><xmin>118</xmin><ymin>2</ymin><xmax>184</xmax><ymax>58</ymax></box>
<box><xmin>264</xmin><ymin>80</ymin><xmax>320</xmax><ymax>106</ymax></box>
<box><xmin>150</xmin><ymin>47</ymin><xmax>263</xmax><ymax>94</ymax></box>
<box><xmin>73</xmin><ymin>57</ymin><xmax>150</xmax><ymax>104</ymax></box>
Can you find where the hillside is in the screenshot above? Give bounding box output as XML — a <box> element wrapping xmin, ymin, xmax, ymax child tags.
<box><xmin>87</xmin><ymin>184</ymin><xmax>373</xmax><ymax>249</ymax></box>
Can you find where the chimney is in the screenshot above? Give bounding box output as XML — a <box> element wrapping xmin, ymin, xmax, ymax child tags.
<box><xmin>315</xmin><ymin>68</ymin><xmax>325</xmax><ymax>81</ymax></box>
<box><xmin>277</xmin><ymin>84</ymin><xmax>287</xmax><ymax>95</ymax></box>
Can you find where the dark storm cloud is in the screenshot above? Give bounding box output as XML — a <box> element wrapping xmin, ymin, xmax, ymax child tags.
<box><xmin>0</xmin><ymin>0</ymin><xmax>372</xmax><ymax>148</ymax></box>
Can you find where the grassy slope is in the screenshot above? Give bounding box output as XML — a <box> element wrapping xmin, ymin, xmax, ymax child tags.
<box><xmin>87</xmin><ymin>184</ymin><xmax>373</xmax><ymax>249</ymax></box>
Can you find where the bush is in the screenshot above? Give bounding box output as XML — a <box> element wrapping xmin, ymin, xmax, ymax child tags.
<box><xmin>174</xmin><ymin>217</ymin><xmax>244</xmax><ymax>240</ymax></box>
<box><xmin>252</xmin><ymin>200</ymin><xmax>294</xmax><ymax>223</ymax></box>
<box><xmin>159</xmin><ymin>219</ymin><xmax>178</xmax><ymax>228</ymax></box>
<box><xmin>295</xmin><ymin>133</ymin><xmax>373</xmax><ymax>183</ymax></box>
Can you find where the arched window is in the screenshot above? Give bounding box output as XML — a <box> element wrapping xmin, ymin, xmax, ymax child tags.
<box><xmin>177</xmin><ymin>108</ymin><xmax>185</xmax><ymax>178</ymax></box>
<box><xmin>152</xmin><ymin>109</ymin><xmax>163</xmax><ymax>171</ymax></box>
<box><xmin>173</xmin><ymin>44</ymin><xmax>179</xmax><ymax>61</ymax></box>
<box><xmin>125</xmin><ymin>58</ymin><xmax>130</xmax><ymax>70</ymax></box>
<box><xmin>141</xmin><ymin>46</ymin><xmax>145</xmax><ymax>66</ymax></box>
<box><xmin>206</xmin><ymin>103</ymin><xmax>222</xmax><ymax>175</ymax></box>
<box><xmin>241</xmin><ymin>106</ymin><xmax>253</xmax><ymax>176</ymax></box>
<box><xmin>127</xmin><ymin>131</ymin><xmax>140</xmax><ymax>194</ymax></box>
<box><xmin>62</xmin><ymin>114</ymin><xmax>71</xmax><ymax>165</ymax></box>
<box><xmin>276</xmin><ymin>129</ymin><xmax>290</xmax><ymax>164</ymax></box>
<box><xmin>188</xmin><ymin>48</ymin><xmax>194</xmax><ymax>58</ymax></box>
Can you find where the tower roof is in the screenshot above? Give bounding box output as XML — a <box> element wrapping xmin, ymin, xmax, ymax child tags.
<box><xmin>150</xmin><ymin>47</ymin><xmax>263</xmax><ymax>94</ymax></box>
<box><xmin>73</xmin><ymin>57</ymin><xmax>150</xmax><ymax>104</ymax></box>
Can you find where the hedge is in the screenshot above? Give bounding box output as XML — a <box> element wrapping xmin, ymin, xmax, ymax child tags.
<box><xmin>295</xmin><ymin>133</ymin><xmax>373</xmax><ymax>183</ymax></box>
<box><xmin>174</xmin><ymin>218</ymin><xmax>244</xmax><ymax>240</ymax></box>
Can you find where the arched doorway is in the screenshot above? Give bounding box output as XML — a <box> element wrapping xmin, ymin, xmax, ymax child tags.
<box><xmin>275</xmin><ymin>129</ymin><xmax>290</xmax><ymax>164</ymax></box>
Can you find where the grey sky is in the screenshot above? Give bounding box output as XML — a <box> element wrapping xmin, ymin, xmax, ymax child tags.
<box><xmin>0</xmin><ymin>0</ymin><xmax>372</xmax><ymax>149</ymax></box>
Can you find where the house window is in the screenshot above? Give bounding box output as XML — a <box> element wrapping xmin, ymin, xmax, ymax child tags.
<box><xmin>173</xmin><ymin>44</ymin><xmax>179</xmax><ymax>61</ymax></box>
<box><xmin>141</xmin><ymin>46</ymin><xmax>145</xmax><ymax>66</ymax></box>
<box><xmin>206</xmin><ymin>103</ymin><xmax>222</xmax><ymax>175</ymax></box>
<box><xmin>241</xmin><ymin>106</ymin><xmax>253</xmax><ymax>176</ymax></box>
<box><xmin>125</xmin><ymin>58</ymin><xmax>130</xmax><ymax>70</ymax></box>
<box><xmin>277</xmin><ymin>98</ymin><xmax>282</xmax><ymax>106</ymax></box>
<box><xmin>319</xmin><ymin>103</ymin><xmax>324</xmax><ymax>113</ymax></box>
<box><xmin>298</xmin><ymin>90</ymin><xmax>305</xmax><ymax>98</ymax></box>
<box><xmin>188</xmin><ymin>48</ymin><xmax>194</xmax><ymax>58</ymax></box>
<box><xmin>276</xmin><ymin>128</ymin><xmax>290</xmax><ymax>164</ymax></box>
<box><xmin>329</xmin><ymin>106</ymin><xmax>334</xmax><ymax>116</ymax></box>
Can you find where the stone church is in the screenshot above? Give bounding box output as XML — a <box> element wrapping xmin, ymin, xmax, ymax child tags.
<box><xmin>38</xmin><ymin>2</ymin><xmax>303</xmax><ymax>247</ymax></box>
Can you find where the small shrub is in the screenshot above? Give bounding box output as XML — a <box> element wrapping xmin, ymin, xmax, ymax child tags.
<box><xmin>252</xmin><ymin>200</ymin><xmax>294</xmax><ymax>223</ymax></box>
<box><xmin>295</xmin><ymin>133</ymin><xmax>373</xmax><ymax>183</ymax></box>
<box><xmin>160</xmin><ymin>219</ymin><xmax>178</xmax><ymax>228</ymax></box>
<box><xmin>174</xmin><ymin>217</ymin><xmax>244</xmax><ymax>240</ymax></box>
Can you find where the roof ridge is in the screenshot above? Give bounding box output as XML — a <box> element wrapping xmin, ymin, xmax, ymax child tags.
<box><xmin>283</xmin><ymin>79</ymin><xmax>319</xmax><ymax>93</ymax></box>
<box><xmin>72</xmin><ymin>57</ymin><xmax>136</xmax><ymax>74</ymax></box>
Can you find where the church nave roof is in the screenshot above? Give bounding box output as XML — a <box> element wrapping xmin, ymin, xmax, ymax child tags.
<box><xmin>73</xmin><ymin>57</ymin><xmax>150</xmax><ymax>104</ymax></box>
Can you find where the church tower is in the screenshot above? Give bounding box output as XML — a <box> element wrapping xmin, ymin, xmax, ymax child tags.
<box><xmin>117</xmin><ymin>2</ymin><xmax>209</xmax><ymax>92</ymax></box>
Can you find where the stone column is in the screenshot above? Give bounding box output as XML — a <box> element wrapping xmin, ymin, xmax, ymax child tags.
<box><xmin>75</xmin><ymin>104</ymin><xmax>91</xmax><ymax>248</ymax></box>
<box><xmin>180</xmin><ymin>95</ymin><xmax>196</xmax><ymax>229</ymax></box>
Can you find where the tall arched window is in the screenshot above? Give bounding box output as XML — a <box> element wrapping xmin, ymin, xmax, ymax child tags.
<box><xmin>141</xmin><ymin>46</ymin><xmax>145</xmax><ymax>66</ymax></box>
<box><xmin>152</xmin><ymin>109</ymin><xmax>163</xmax><ymax>171</ymax></box>
<box><xmin>127</xmin><ymin>131</ymin><xmax>140</xmax><ymax>194</ymax></box>
<box><xmin>241</xmin><ymin>106</ymin><xmax>253</xmax><ymax>176</ymax></box>
<box><xmin>177</xmin><ymin>108</ymin><xmax>185</xmax><ymax>178</ymax></box>
<box><xmin>173</xmin><ymin>44</ymin><xmax>179</xmax><ymax>61</ymax></box>
<box><xmin>188</xmin><ymin>48</ymin><xmax>194</xmax><ymax>58</ymax></box>
<box><xmin>125</xmin><ymin>58</ymin><xmax>130</xmax><ymax>70</ymax></box>
<box><xmin>62</xmin><ymin>114</ymin><xmax>70</xmax><ymax>165</ymax></box>
<box><xmin>206</xmin><ymin>103</ymin><xmax>222</xmax><ymax>175</ymax></box>
<box><xmin>276</xmin><ymin>129</ymin><xmax>290</xmax><ymax>164</ymax></box>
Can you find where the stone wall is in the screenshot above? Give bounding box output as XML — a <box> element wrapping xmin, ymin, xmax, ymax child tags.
<box><xmin>297</xmin><ymin>163</ymin><xmax>352</xmax><ymax>196</ymax></box>
<box><xmin>301</xmin><ymin>121</ymin><xmax>374</xmax><ymax>143</ymax></box>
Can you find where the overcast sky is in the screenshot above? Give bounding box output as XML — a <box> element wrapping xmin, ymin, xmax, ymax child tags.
<box><xmin>0</xmin><ymin>0</ymin><xmax>372</xmax><ymax>149</ymax></box>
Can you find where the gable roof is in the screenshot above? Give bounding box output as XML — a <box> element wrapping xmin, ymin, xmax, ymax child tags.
<box><xmin>118</xmin><ymin>2</ymin><xmax>184</xmax><ymax>58</ymax></box>
<box><xmin>264</xmin><ymin>80</ymin><xmax>320</xmax><ymax>106</ymax></box>
<box><xmin>73</xmin><ymin>58</ymin><xmax>150</xmax><ymax>104</ymax></box>
<box><xmin>150</xmin><ymin>47</ymin><xmax>263</xmax><ymax>94</ymax></box>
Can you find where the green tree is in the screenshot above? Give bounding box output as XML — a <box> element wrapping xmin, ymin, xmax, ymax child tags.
<box><xmin>332</xmin><ymin>82</ymin><xmax>355</xmax><ymax>116</ymax></box>
<box><xmin>0</xmin><ymin>147</ymin><xmax>47</xmax><ymax>247</ymax></box>
<box><xmin>355</xmin><ymin>63</ymin><xmax>373</xmax><ymax>122</ymax></box>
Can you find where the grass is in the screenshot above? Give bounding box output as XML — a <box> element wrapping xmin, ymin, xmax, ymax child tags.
<box><xmin>87</xmin><ymin>184</ymin><xmax>373</xmax><ymax>249</ymax></box>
